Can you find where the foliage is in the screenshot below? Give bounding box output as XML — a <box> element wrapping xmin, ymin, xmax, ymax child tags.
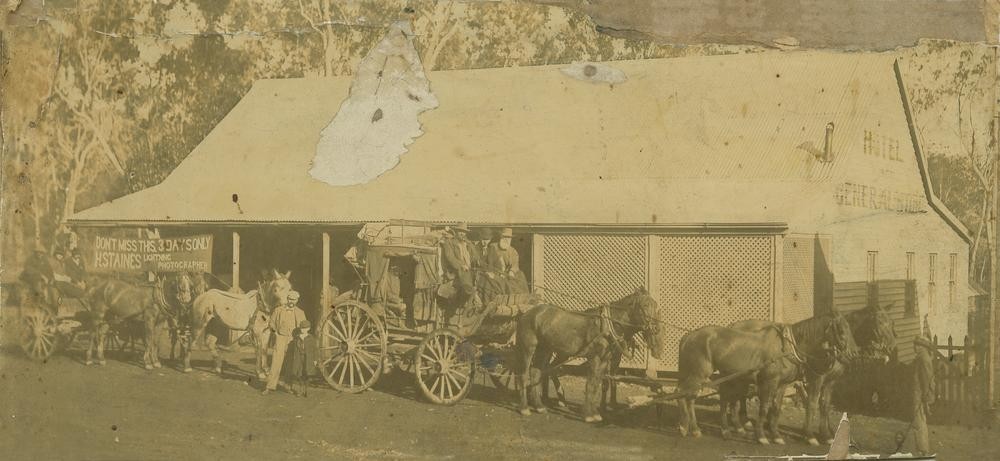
<box><xmin>1</xmin><ymin>1</ymin><xmax>992</xmax><ymax>278</ymax></box>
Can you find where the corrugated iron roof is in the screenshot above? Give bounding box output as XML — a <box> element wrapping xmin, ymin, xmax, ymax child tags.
<box><xmin>68</xmin><ymin>51</ymin><xmax>948</xmax><ymax>230</ymax></box>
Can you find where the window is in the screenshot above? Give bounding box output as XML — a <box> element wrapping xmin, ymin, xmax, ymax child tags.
<box><xmin>906</xmin><ymin>252</ymin><xmax>915</xmax><ymax>280</ymax></box>
<box><xmin>949</xmin><ymin>253</ymin><xmax>957</xmax><ymax>309</ymax></box>
<box><xmin>929</xmin><ymin>253</ymin><xmax>937</xmax><ymax>282</ymax></box>
<box><xmin>929</xmin><ymin>253</ymin><xmax>937</xmax><ymax>313</ymax></box>
<box><xmin>867</xmin><ymin>251</ymin><xmax>878</xmax><ymax>282</ymax></box>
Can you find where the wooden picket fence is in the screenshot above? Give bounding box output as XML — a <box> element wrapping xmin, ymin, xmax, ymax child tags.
<box><xmin>930</xmin><ymin>334</ymin><xmax>989</xmax><ymax>424</ymax></box>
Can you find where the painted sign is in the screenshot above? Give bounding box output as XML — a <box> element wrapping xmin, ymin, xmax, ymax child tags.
<box><xmin>863</xmin><ymin>130</ymin><xmax>903</xmax><ymax>161</ymax></box>
<box><xmin>91</xmin><ymin>234</ymin><xmax>213</xmax><ymax>273</ymax></box>
<box><xmin>834</xmin><ymin>182</ymin><xmax>924</xmax><ymax>213</ymax></box>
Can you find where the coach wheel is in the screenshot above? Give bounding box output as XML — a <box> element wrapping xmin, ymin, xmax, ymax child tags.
<box><xmin>415</xmin><ymin>328</ymin><xmax>475</xmax><ymax>405</ymax></box>
<box><xmin>20</xmin><ymin>309</ymin><xmax>58</xmax><ymax>361</ymax></box>
<box><xmin>319</xmin><ymin>301</ymin><xmax>386</xmax><ymax>393</ymax></box>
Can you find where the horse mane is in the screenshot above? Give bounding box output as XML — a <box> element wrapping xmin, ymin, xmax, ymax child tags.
<box><xmin>790</xmin><ymin>313</ymin><xmax>840</xmax><ymax>346</ymax></box>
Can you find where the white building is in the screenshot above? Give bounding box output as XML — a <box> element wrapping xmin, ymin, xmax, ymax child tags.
<box><xmin>70</xmin><ymin>51</ymin><xmax>972</xmax><ymax>371</ymax></box>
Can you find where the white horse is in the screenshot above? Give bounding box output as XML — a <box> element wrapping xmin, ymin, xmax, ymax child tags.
<box><xmin>181</xmin><ymin>270</ymin><xmax>292</xmax><ymax>378</ymax></box>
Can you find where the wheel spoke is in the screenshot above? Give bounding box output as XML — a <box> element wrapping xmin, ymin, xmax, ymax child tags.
<box><xmin>354</xmin><ymin>354</ymin><xmax>368</xmax><ymax>383</ymax></box>
<box><xmin>444</xmin><ymin>372</ymin><xmax>454</xmax><ymax>399</ymax></box>
<box><xmin>420</xmin><ymin>353</ymin><xmax>436</xmax><ymax>365</ymax></box>
<box><xmin>326</xmin><ymin>323</ymin><xmax>348</xmax><ymax>342</ymax></box>
<box><xmin>355</xmin><ymin>352</ymin><xmax>376</xmax><ymax>376</ymax></box>
<box><xmin>327</xmin><ymin>357</ymin><xmax>345</xmax><ymax>381</ymax></box>
<box><xmin>348</xmin><ymin>355</ymin><xmax>356</xmax><ymax>388</ymax></box>
<box><xmin>356</xmin><ymin>328</ymin><xmax>380</xmax><ymax>345</ymax></box>
<box><xmin>439</xmin><ymin>373</ymin><xmax>446</xmax><ymax>401</ymax></box>
<box><xmin>335</xmin><ymin>310</ymin><xmax>349</xmax><ymax>341</ymax></box>
<box><xmin>337</xmin><ymin>356</ymin><xmax>349</xmax><ymax>384</ymax></box>
<box><xmin>322</xmin><ymin>350</ymin><xmax>347</xmax><ymax>363</ymax></box>
<box><xmin>354</xmin><ymin>347</ymin><xmax>379</xmax><ymax>366</ymax></box>
<box><xmin>430</xmin><ymin>375</ymin><xmax>441</xmax><ymax>395</ymax></box>
<box><xmin>345</xmin><ymin>308</ymin><xmax>355</xmax><ymax>340</ymax></box>
<box><xmin>352</xmin><ymin>316</ymin><xmax>369</xmax><ymax>342</ymax></box>
<box><xmin>447</xmin><ymin>368</ymin><xmax>469</xmax><ymax>385</ymax></box>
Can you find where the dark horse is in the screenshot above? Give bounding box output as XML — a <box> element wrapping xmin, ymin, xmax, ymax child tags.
<box><xmin>517</xmin><ymin>287</ymin><xmax>664</xmax><ymax>422</ymax></box>
<box><xmin>723</xmin><ymin>305</ymin><xmax>896</xmax><ymax>445</ymax></box>
<box><xmin>83</xmin><ymin>274</ymin><xmax>193</xmax><ymax>369</ymax></box>
<box><xmin>676</xmin><ymin>312</ymin><xmax>857</xmax><ymax>445</ymax></box>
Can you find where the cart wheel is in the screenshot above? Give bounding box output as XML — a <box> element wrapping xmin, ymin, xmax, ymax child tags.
<box><xmin>319</xmin><ymin>301</ymin><xmax>386</xmax><ymax>393</ymax></box>
<box><xmin>20</xmin><ymin>309</ymin><xmax>58</xmax><ymax>361</ymax></box>
<box><xmin>415</xmin><ymin>328</ymin><xmax>475</xmax><ymax>405</ymax></box>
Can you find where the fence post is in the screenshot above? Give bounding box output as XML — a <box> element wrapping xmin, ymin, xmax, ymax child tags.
<box><xmin>948</xmin><ymin>335</ymin><xmax>954</xmax><ymax>361</ymax></box>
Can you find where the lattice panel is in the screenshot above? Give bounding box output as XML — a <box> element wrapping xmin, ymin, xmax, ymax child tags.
<box><xmin>540</xmin><ymin>235</ymin><xmax>648</xmax><ymax>310</ymax></box>
<box><xmin>783</xmin><ymin>236</ymin><xmax>814</xmax><ymax>324</ymax></box>
<box><xmin>651</xmin><ymin>235</ymin><xmax>775</xmax><ymax>370</ymax></box>
<box><xmin>539</xmin><ymin>235</ymin><xmax>648</xmax><ymax>368</ymax></box>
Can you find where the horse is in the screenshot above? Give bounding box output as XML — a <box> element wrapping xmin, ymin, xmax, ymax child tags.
<box><xmin>516</xmin><ymin>287</ymin><xmax>664</xmax><ymax>422</ymax></box>
<box><xmin>724</xmin><ymin>305</ymin><xmax>896</xmax><ymax>444</ymax></box>
<box><xmin>676</xmin><ymin>312</ymin><xmax>856</xmax><ymax>445</ymax></box>
<box><xmin>183</xmin><ymin>269</ymin><xmax>292</xmax><ymax>377</ymax></box>
<box><xmin>167</xmin><ymin>271</ymin><xmax>209</xmax><ymax>361</ymax></box>
<box><xmin>82</xmin><ymin>273</ymin><xmax>193</xmax><ymax>370</ymax></box>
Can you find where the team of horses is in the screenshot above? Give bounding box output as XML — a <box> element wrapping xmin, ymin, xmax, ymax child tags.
<box><xmin>36</xmin><ymin>269</ymin><xmax>895</xmax><ymax>445</ymax></box>
<box><xmin>48</xmin><ymin>269</ymin><xmax>290</xmax><ymax>376</ymax></box>
<box><xmin>515</xmin><ymin>287</ymin><xmax>896</xmax><ymax>446</ymax></box>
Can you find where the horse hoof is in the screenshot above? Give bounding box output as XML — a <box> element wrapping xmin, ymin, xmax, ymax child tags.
<box><xmin>721</xmin><ymin>430</ymin><xmax>732</xmax><ymax>440</ymax></box>
<box><xmin>691</xmin><ymin>430</ymin><xmax>702</xmax><ymax>438</ymax></box>
<box><xmin>257</xmin><ymin>373</ymin><xmax>267</xmax><ymax>380</ymax></box>
<box><xmin>584</xmin><ymin>416</ymin><xmax>596</xmax><ymax>423</ymax></box>
<box><xmin>534</xmin><ymin>407</ymin><xmax>547</xmax><ymax>414</ymax></box>
<box><xmin>678</xmin><ymin>427</ymin><xmax>688</xmax><ymax>437</ymax></box>
<box><xmin>519</xmin><ymin>408</ymin><xmax>532</xmax><ymax>416</ymax></box>
<box><xmin>98</xmin><ymin>360</ymin><xmax>106</xmax><ymax>366</ymax></box>
<box><xmin>743</xmin><ymin>421</ymin><xmax>754</xmax><ymax>431</ymax></box>
<box><xmin>556</xmin><ymin>400</ymin><xmax>567</xmax><ymax>408</ymax></box>
<box><xmin>807</xmin><ymin>438</ymin><xmax>820</xmax><ymax>446</ymax></box>
<box><xmin>144</xmin><ymin>365</ymin><xmax>154</xmax><ymax>370</ymax></box>
<box><xmin>183</xmin><ymin>368</ymin><xmax>193</xmax><ymax>373</ymax></box>
<box><xmin>153</xmin><ymin>363</ymin><xmax>162</xmax><ymax>369</ymax></box>
<box><xmin>215</xmin><ymin>368</ymin><xmax>223</xmax><ymax>374</ymax></box>
<box><xmin>825</xmin><ymin>438</ymin><xmax>835</xmax><ymax>445</ymax></box>
<box><xmin>773</xmin><ymin>438</ymin><xmax>785</xmax><ymax>446</ymax></box>
<box><xmin>757</xmin><ymin>437</ymin><xmax>770</xmax><ymax>445</ymax></box>
<box><xmin>85</xmin><ymin>360</ymin><xmax>93</xmax><ymax>366</ymax></box>
<box><xmin>736</xmin><ymin>427</ymin><xmax>747</xmax><ymax>435</ymax></box>
<box><xmin>591</xmin><ymin>414</ymin><xmax>603</xmax><ymax>422</ymax></box>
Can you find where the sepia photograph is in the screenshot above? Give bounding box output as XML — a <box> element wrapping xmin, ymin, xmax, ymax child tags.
<box><xmin>2</xmin><ymin>1</ymin><xmax>999</xmax><ymax>459</ymax></box>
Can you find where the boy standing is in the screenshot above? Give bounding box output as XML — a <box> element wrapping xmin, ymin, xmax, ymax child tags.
<box><xmin>288</xmin><ymin>319</ymin><xmax>319</xmax><ymax>397</ymax></box>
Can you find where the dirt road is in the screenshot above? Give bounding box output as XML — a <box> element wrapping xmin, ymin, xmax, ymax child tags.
<box><xmin>2</xmin><ymin>344</ymin><xmax>998</xmax><ymax>460</ymax></box>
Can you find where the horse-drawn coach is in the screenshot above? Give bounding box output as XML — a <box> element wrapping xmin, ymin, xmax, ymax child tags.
<box><xmin>314</xmin><ymin>221</ymin><xmax>543</xmax><ymax>405</ymax></box>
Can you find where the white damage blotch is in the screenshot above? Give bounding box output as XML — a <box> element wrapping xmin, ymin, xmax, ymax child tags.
<box><xmin>560</xmin><ymin>61</ymin><xmax>627</xmax><ymax>85</ymax></box>
<box><xmin>310</xmin><ymin>21</ymin><xmax>438</xmax><ymax>186</ymax></box>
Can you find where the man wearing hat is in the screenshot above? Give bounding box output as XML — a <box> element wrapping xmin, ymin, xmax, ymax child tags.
<box><xmin>287</xmin><ymin>319</ymin><xmax>319</xmax><ymax>397</ymax></box>
<box><xmin>21</xmin><ymin>243</ymin><xmax>55</xmax><ymax>287</ymax></box>
<box><xmin>485</xmin><ymin>227</ymin><xmax>529</xmax><ymax>298</ymax></box>
<box><xmin>440</xmin><ymin>223</ymin><xmax>480</xmax><ymax>309</ymax></box>
<box><xmin>263</xmin><ymin>290</ymin><xmax>307</xmax><ymax>395</ymax></box>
